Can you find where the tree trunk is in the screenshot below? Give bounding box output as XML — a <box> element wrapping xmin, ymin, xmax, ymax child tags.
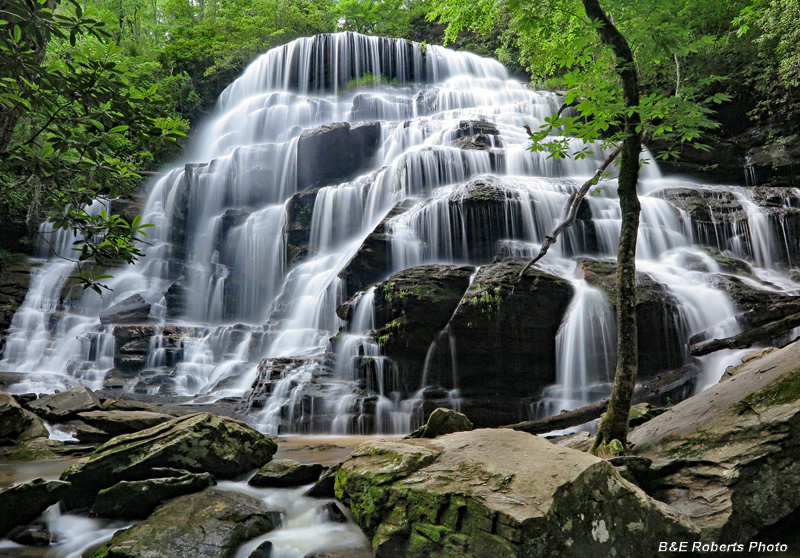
<box><xmin>579</xmin><ymin>0</ymin><xmax>643</xmax><ymax>455</ymax></box>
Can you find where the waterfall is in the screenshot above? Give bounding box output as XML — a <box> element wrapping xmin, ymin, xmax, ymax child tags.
<box><xmin>2</xmin><ymin>32</ymin><xmax>798</xmax><ymax>433</ymax></box>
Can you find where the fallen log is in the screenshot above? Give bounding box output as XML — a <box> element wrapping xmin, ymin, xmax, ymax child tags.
<box><xmin>689</xmin><ymin>299</ymin><xmax>800</xmax><ymax>346</ymax></box>
<box><xmin>503</xmin><ymin>365</ymin><xmax>699</xmax><ymax>435</ymax></box>
<box><xmin>503</xmin><ymin>399</ymin><xmax>608</xmax><ymax>435</ymax></box>
<box><xmin>690</xmin><ymin>312</ymin><xmax>800</xmax><ymax>357</ymax></box>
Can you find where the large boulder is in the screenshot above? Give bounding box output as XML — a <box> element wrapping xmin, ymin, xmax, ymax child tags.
<box><xmin>445</xmin><ymin>260</ymin><xmax>573</xmax><ymax>426</ymax></box>
<box><xmin>61</xmin><ymin>413</ymin><xmax>277</xmax><ymax>508</ymax></box>
<box><xmin>92</xmin><ymin>488</ymin><xmax>281</xmax><ymax>558</ymax></box>
<box><xmin>0</xmin><ymin>478</ymin><xmax>71</xmax><ymax>537</ymax></box>
<box><xmin>28</xmin><ymin>386</ymin><xmax>101</xmax><ymax>421</ymax></box>
<box><xmin>91</xmin><ymin>471</ymin><xmax>216</xmax><ymax>519</ymax></box>
<box><xmin>248</xmin><ymin>459</ymin><xmax>324</xmax><ymax>488</ymax></box>
<box><xmin>629</xmin><ymin>338</ymin><xmax>800</xmax><ymax>541</ymax></box>
<box><xmin>76</xmin><ymin>410</ymin><xmax>174</xmax><ymax>436</ymax></box>
<box><xmin>0</xmin><ymin>392</ymin><xmax>47</xmax><ymax>443</ymax></box>
<box><xmin>365</xmin><ymin>264</ymin><xmax>476</xmax><ymax>393</ymax></box>
<box><xmin>297</xmin><ymin>122</ymin><xmax>381</xmax><ymax>189</ymax></box>
<box><xmin>335</xmin><ymin>429</ymin><xmax>698</xmax><ymax>557</ymax></box>
<box><xmin>99</xmin><ymin>293</ymin><xmax>151</xmax><ymax>325</ymax></box>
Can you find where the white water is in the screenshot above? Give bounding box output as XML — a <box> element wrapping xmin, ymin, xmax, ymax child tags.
<box><xmin>220</xmin><ymin>481</ymin><xmax>369</xmax><ymax>558</ymax></box>
<box><xmin>2</xmin><ymin>32</ymin><xmax>799</xmax><ymax>431</ymax></box>
<box><xmin>0</xmin><ymin>482</ymin><xmax>368</xmax><ymax>558</ymax></box>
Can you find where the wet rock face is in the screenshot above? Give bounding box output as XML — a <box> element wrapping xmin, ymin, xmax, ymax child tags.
<box><xmin>338</xmin><ymin>201</ymin><xmax>415</xmax><ymax>299</ymax></box>
<box><xmin>0</xmin><ymin>254</ymin><xmax>31</xmax><ymax>351</ymax></box>
<box><xmin>92</xmin><ymin>488</ymin><xmax>281</xmax><ymax>558</ymax></box>
<box><xmin>654</xmin><ymin>186</ymin><xmax>800</xmax><ymax>267</ymax></box>
<box><xmin>367</xmin><ymin>264</ymin><xmax>476</xmax><ymax>393</ymax></box>
<box><xmin>60</xmin><ymin>412</ymin><xmax>277</xmax><ymax>509</ymax></box>
<box><xmin>109</xmin><ymin>325</ymin><xmax>200</xmax><ymax>384</ymax></box>
<box><xmin>629</xmin><ymin>339</ymin><xmax>800</xmax><ymax>542</ymax></box>
<box><xmin>285</xmin><ymin>189</ymin><xmax>319</xmax><ymax>267</ymax></box>
<box><xmin>447</xmin><ymin>260</ymin><xmax>573</xmax><ymax>426</ymax></box>
<box><xmin>451</xmin><ymin>120</ymin><xmax>502</xmax><ymax>151</ymax></box>
<box><xmin>335</xmin><ymin>430</ymin><xmax>698</xmax><ymax>558</ymax></box>
<box><xmin>577</xmin><ymin>258</ymin><xmax>688</xmax><ymax>377</ymax></box>
<box><xmin>297</xmin><ymin>121</ymin><xmax>381</xmax><ymax>190</ymax></box>
<box><xmin>359</xmin><ymin>260</ymin><xmax>572</xmax><ymax>427</ymax></box>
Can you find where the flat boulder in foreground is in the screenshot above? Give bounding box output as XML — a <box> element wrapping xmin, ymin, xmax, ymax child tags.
<box><xmin>630</xmin><ymin>338</ymin><xmax>800</xmax><ymax>541</ymax></box>
<box><xmin>334</xmin><ymin>429</ymin><xmax>698</xmax><ymax>557</ymax></box>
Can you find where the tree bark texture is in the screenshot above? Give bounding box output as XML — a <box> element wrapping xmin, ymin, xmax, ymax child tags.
<box><xmin>580</xmin><ymin>0</ymin><xmax>643</xmax><ymax>453</ymax></box>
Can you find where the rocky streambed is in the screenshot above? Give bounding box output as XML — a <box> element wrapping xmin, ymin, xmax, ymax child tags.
<box><xmin>3</xmin><ymin>337</ymin><xmax>800</xmax><ymax>557</ymax></box>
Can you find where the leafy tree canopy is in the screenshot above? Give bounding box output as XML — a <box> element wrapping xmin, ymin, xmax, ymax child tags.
<box><xmin>428</xmin><ymin>0</ymin><xmax>732</xmax><ymax>162</ymax></box>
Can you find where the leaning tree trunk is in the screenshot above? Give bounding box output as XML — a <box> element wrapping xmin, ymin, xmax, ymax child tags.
<box><xmin>580</xmin><ymin>0</ymin><xmax>643</xmax><ymax>455</ymax></box>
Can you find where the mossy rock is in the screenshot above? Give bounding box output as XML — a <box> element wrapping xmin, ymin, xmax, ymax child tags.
<box><xmin>91</xmin><ymin>471</ymin><xmax>216</xmax><ymax>519</ymax></box>
<box><xmin>248</xmin><ymin>459</ymin><xmax>324</xmax><ymax>488</ymax></box>
<box><xmin>335</xmin><ymin>429</ymin><xmax>698</xmax><ymax>557</ymax></box>
<box><xmin>93</xmin><ymin>488</ymin><xmax>280</xmax><ymax>558</ymax></box>
<box><xmin>406</xmin><ymin>408</ymin><xmax>473</xmax><ymax>438</ymax></box>
<box><xmin>61</xmin><ymin>413</ymin><xmax>276</xmax><ymax>509</ymax></box>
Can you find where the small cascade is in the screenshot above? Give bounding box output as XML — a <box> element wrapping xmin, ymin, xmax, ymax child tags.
<box><xmin>538</xmin><ymin>280</ymin><xmax>617</xmax><ymax>417</ymax></box>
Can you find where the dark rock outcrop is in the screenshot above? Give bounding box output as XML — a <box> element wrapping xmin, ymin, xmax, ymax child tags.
<box><xmin>577</xmin><ymin>258</ymin><xmax>688</xmax><ymax>377</ymax></box>
<box><xmin>0</xmin><ymin>478</ymin><xmax>71</xmax><ymax>537</ymax></box>
<box><xmin>335</xmin><ymin>430</ymin><xmax>698</xmax><ymax>557</ymax></box>
<box><xmin>338</xmin><ymin>201</ymin><xmax>414</xmax><ymax>299</ymax></box>
<box><xmin>285</xmin><ymin>189</ymin><xmax>319</xmax><ymax>267</ymax></box>
<box><xmin>248</xmin><ymin>458</ymin><xmax>324</xmax><ymax>488</ymax></box>
<box><xmin>654</xmin><ymin>186</ymin><xmax>800</xmax><ymax>267</ymax></box>
<box><xmin>446</xmin><ymin>260</ymin><xmax>573</xmax><ymax>426</ymax></box>
<box><xmin>7</xmin><ymin>523</ymin><xmax>58</xmax><ymax>546</ymax></box>
<box><xmin>99</xmin><ymin>293</ymin><xmax>151</xmax><ymax>325</ymax></box>
<box><xmin>91</xmin><ymin>471</ymin><xmax>216</xmax><ymax>519</ymax></box>
<box><xmin>450</xmin><ymin>120</ymin><xmax>502</xmax><ymax>151</ymax></box>
<box><xmin>297</xmin><ymin>122</ymin><xmax>381</xmax><ymax>189</ymax></box>
<box><xmin>0</xmin><ymin>254</ymin><xmax>31</xmax><ymax>351</ymax></box>
<box><xmin>92</xmin><ymin>488</ymin><xmax>280</xmax><ymax>558</ymax></box>
<box><xmin>28</xmin><ymin>386</ymin><xmax>102</xmax><ymax>421</ymax></box>
<box><xmin>366</xmin><ymin>264</ymin><xmax>476</xmax><ymax>393</ymax></box>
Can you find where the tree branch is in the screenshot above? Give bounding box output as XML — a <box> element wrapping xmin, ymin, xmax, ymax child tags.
<box><xmin>518</xmin><ymin>143</ymin><xmax>621</xmax><ymax>277</ymax></box>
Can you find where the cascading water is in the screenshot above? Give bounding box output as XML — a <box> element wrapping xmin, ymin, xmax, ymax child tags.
<box><xmin>2</xmin><ymin>32</ymin><xmax>799</xmax><ymax>434</ymax></box>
